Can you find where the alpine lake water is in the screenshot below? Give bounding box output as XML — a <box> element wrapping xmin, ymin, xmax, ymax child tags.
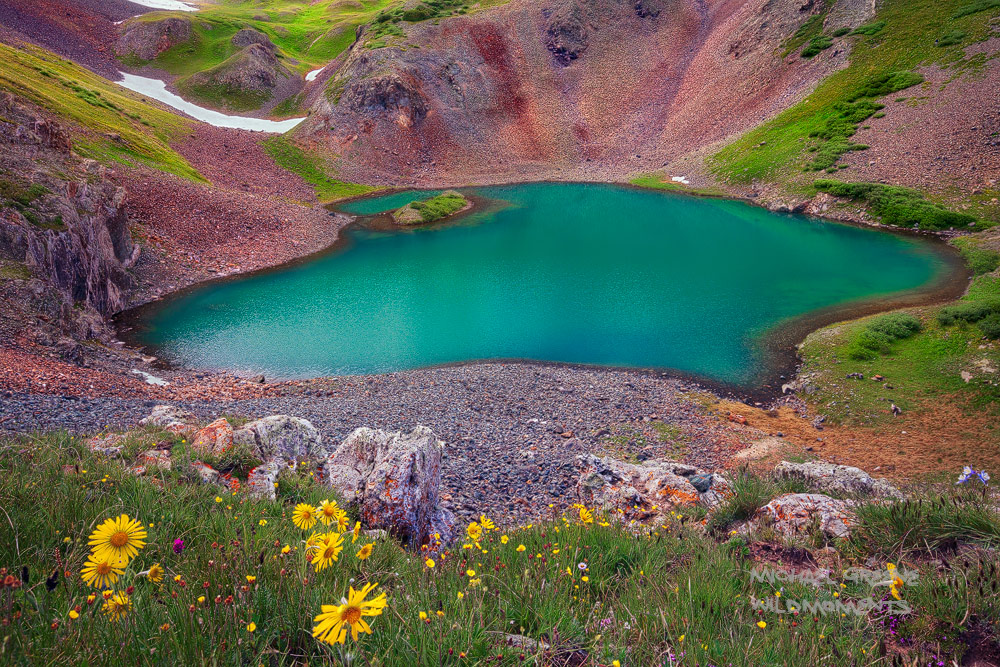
<box><xmin>126</xmin><ymin>183</ymin><xmax>956</xmax><ymax>389</ymax></box>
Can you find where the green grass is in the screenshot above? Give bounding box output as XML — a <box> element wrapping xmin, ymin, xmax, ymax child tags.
<box><xmin>628</xmin><ymin>173</ymin><xmax>726</xmax><ymax>197</ymax></box>
<box><xmin>402</xmin><ymin>191</ymin><xmax>468</xmax><ymax>223</ymax></box>
<box><xmin>262</xmin><ymin>135</ymin><xmax>377</xmax><ymax>202</ymax></box>
<box><xmin>0</xmin><ymin>42</ymin><xmax>202</xmax><ymax>181</ymax></box>
<box><xmin>712</xmin><ymin>0</ymin><xmax>1000</xmax><ymax>183</ymax></box>
<box><xmin>814</xmin><ymin>179</ymin><xmax>988</xmax><ymax>230</ymax></box>
<box><xmin>2</xmin><ymin>432</ymin><xmax>999</xmax><ymax>664</ymax></box>
<box><xmin>952</xmin><ymin>236</ymin><xmax>1000</xmax><ymax>275</ymax></box>
<box><xmin>845</xmin><ymin>312</ymin><xmax>922</xmax><ymax>360</ymax></box>
<box><xmin>801</xmin><ymin>34</ymin><xmax>834</xmax><ymax>58</ymax></box>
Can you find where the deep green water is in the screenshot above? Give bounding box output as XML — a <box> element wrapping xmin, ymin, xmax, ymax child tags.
<box><xmin>131</xmin><ymin>183</ymin><xmax>949</xmax><ymax>386</ymax></box>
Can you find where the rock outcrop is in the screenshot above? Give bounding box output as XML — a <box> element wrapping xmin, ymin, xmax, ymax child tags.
<box><xmin>233</xmin><ymin>415</ymin><xmax>328</xmax><ymax>462</ymax></box>
<box><xmin>184</xmin><ymin>43</ymin><xmax>293</xmax><ymax>108</ymax></box>
<box><xmin>752</xmin><ymin>493</ymin><xmax>856</xmax><ymax>540</ymax></box>
<box><xmin>323</xmin><ymin>426</ymin><xmax>455</xmax><ymax>546</ymax></box>
<box><xmin>775</xmin><ymin>461</ymin><xmax>903</xmax><ymax>499</ymax></box>
<box><xmin>231</xmin><ymin>28</ymin><xmax>275</xmax><ymax>50</ymax></box>
<box><xmin>115</xmin><ymin>17</ymin><xmax>192</xmax><ymax>61</ymax></box>
<box><xmin>545</xmin><ymin>1</ymin><xmax>589</xmax><ymax>65</ymax></box>
<box><xmin>139</xmin><ymin>405</ymin><xmax>196</xmax><ymax>435</ymax></box>
<box><xmin>191</xmin><ymin>418</ymin><xmax>235</xmax><ymax>458</ymax></box>
<box><xmin>576</xmin><ymin>454</ymin><xmax>732</xmax><ymax>516</ymax></box>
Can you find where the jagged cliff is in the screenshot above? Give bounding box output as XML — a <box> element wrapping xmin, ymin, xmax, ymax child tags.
<box><xmin>295</xmin><ymin>0</ymin><xmax>874</xmax><ymax>185</ymax></box>
<box><xmin>0</xmin><ymin>93</ymin><xmax>138</xmax><ymax>343</ymax></box>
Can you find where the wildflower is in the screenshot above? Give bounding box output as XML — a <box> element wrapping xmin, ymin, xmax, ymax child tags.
<box><xmin>356</xmin><ymin>543</ymin><xmax>374</xmax><ymax>560</ymax></box>
<box><xmin>80</xmin><ymin>553</ymin><xmax>124</xmax><ymax>589</ymax></box>
<box><xmin>318</xmin><ymin>500</ymin><xmax>340</xmax><ymax>526</ymax></box>
<box><xmin>88</xmin><ymin>514</ymin><xmax>147</xmax><ymax>564</ymax></box>
<box><xmin>247</xmin><ymin>622</ymin><xmax>256</xmax><ymax>632</ymax></box>
<box><xmin>466</xmin><ymin>569</ymin><xmax>476</xmax><ymax>577</ymax></box>
<box><xmin>173</xmin><ymin>538</ymin><xmax>184</xmax><ymax>554</ymax></box>
<box><xmin>334</xmin><ymin>508</ymin><xmax>350</xmax><ymax>532</ymax></box>
<box><xmin>957</xmin><ymin>467</ymin><xmax>991</xmax><ymax>485</ymax></box>
<box><xmin>312</xmin><ymin>582</ymin><xmax>387</xmax><ymax>645</ymax></box>
<box><xmin>501</xmin><ymin>535</ymin><xmax>509</xmax><ymax>544</ymax></box>
<box><xmin>466</xmin><ymin>522</ymin><xmax>482</xmax><ymax>542</ymax></box>
<box><xmin>613</xmin><ymin>662</ymin><xmax>621</xmax><ymax>667</ymax></box>
<box><xmin>313</xmin><ymin>532</ymin><xmax>345</xmax><ymax>572</ymax></box>
<box><xmin>102</xmin><ymin>592</ymin><xmax>132</xmax><ymax>622</ymax></box>
<box><xmin>678</xmin><ymin>634</ymin><xmax>684</xmax><ymax>642</ymax></box>
<box><xmin>352</xmin><ymin>521</ymin><xmax>362</xmax><ymax>543</ymax></box>
<box><xmin>258</xmin><ymin>519</ymin><xmax>267</xmax><ymax>527</ymax></box>
<box><xmin>281</xmin><ymin>545</ymin><xmax>291</xmax><ymax>554</ymax></box>
<box><xmin>146</xmin><ymin>563</ymin><xmax>164</xmax><ymax>583</ymax></box>
<box><xmin>582</xmin><ymin>576</ymin><xmax>589</xmax><ymax>582</ymax></box>
<box><xmin>419</xmin><ymin>611</ymin><xmax>428</xmax><ymax>621</ymax></box>
<box><xmin>425</xmin><ymin>558</ymin><xmax>435</xmax><ymax>569</ymax></box>
<box><xmin>215</xmin><ymin>496</ymin><xmax>222</xmax><ymax>503</ymax></box>
<box><xmin>479</xmin><ymin>515</ymin><xmax>495</xmax><ymax>532</ymax></box>
<box><xmin>246</xmin><ymin>575</ymin><xmax>257</xmax><ymax>584</ymax></box>
<box><xmin>578</xmin><ymin>562</ymin><xmax>588</xmax><ymax>571</ymax></box>
<box><xmin>516</xmin><ymin>544</ymin><xmax>526</xmax><ymax>552</ymax></box>
<box><xmin>757</xmin><ymin>621</ymin><xmax>766</xmax><ymax>629</ymax></box>
<box><xmin>457</xmin><ymin>591</ymin><xmax>464</xmax><ymax>600</ymax></box>
<box><xmin>160</xmin><ymin>623</ymin><xmax>170</xmax><ymax>631</ymax></box>
<box><xmin>293</xmin><ymin>503</ymin><xmax>319</xmax><ymax>531</ymax></box>
<box><xmin>197</xmin><ymin>596</ymin><xmax>205</xmax><ymax>604</ymax></box>
<box><xmin>86</xmin><ymin>594</ymin><xmax>96</xmax><ymax>605</ymax></box>
<box><xmin>69</xmin><ymin>610</ymin><xmax>79</xmax><ymax>619</ymax></box>
<box><xmin>579</xmin><ymin>507</ymin><xmax>594</xmax><ymax>525</ymax></box>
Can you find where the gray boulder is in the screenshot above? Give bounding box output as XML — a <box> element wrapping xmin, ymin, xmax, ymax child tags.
<box><xmin>139</xmin><ymin>405</ymin><xmax>195</xmax><ymax>435</ymax></box>
<box><xmin>775</xmin><ymin>461</ymin><xmax>903</xmax><ymax>499</ymax></box>
<box><xmin>322</xmin><ymin>426</ymin><xmax>455</xmax><ymax>546</ymax></box>
<box><xmin>247</xmin><ymin>460</ymin><xmax>282</xmax><ymax>501</ymax></box>
<box><xmin>576</xmin><ymin>454</ymin><xmax>732</xmax><ymax>514</ymax></box>
<box><xmin>233</xmin><ymin>415</ymin><xmax>327</xmax><ymax>462</ymax></box>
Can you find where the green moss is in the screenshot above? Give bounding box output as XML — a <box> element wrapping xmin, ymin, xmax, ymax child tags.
<box><xmin>815</xmin><ymin>179</ymin><xmax>986</xmax><ymax>230</ymax></box>
<box><xmin>262</xmin><ymin>135</ymin><xmax>376</xmax><ymax>202</ymax></box>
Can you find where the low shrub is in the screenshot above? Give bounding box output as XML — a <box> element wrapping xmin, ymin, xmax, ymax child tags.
<box><xmin>979</xmin><ymin>313</ymin><xmax>1000</xmax><ymax>339</ymax></box>
<box><xmin>937</xmin><ymin>29</ymin><xmax>967</xmax><ymax>47</ymax></box>
<box><xmin>953</xmin><ymin>0</ymin><xmax>1000</xmax><ymax>18</ymax></box>
<box><xmin>831</xmin><ymin>27</ymin><xmax>851</xmax><ymax>37</ymax></box>
<box><xmin>801</xmin><ymin>34</ymin><xmax>833</xmax><ymax>58</ymax></box>
<box><xmin>846</xmin><ymin>312</ymin><xmax>921</xmax><ymax>360</ymax></box>
<box><xmin>936</xmin><ymin>301</ymin><xmax>995</xmax><ymax>326</ymax></box>
<box><xmin>850</xmin><ymin>20</ymin><xmax>886</xmax><ymax>36</ymax></box>
<box><xmin>814</xmin><ymin>179</ymin><xmax>981</xmax><ymax>230</ymax></box>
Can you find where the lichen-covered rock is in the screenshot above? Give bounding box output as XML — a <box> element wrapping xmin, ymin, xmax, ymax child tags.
<box><xmin>86</xmin><ymin>433</ymin><xmax>125</xmax><ymax>457</ymax></box>
<box><xmin>191</xmin><ymin>418</ymin><xmax>234</xmax><ymax>458</ymax></box>
<box><xmin>775</xmin><ymin>461</ymin><xmax>903</xmax><ymax>499</ymax></box>
<box><xmin>753</xmin><ymin>493</ymin><xmax>856</xmax><ymax>540</ymax></box>
<box><xmin>190</xmin><ymin>461</ymin><xmax>221</xmax><ymax>486</ymax></box>
<box><xmin>233</xmin><ymin>415</ymin><xmax>327</xmax><ymax>463</ymax></box>
<box><xmin>322</xmin><ymin>426</ymin><xmax>455</xmax><ymax>546</ymax></box>
<box><xmin>130</xmin><ymin>449</ymin><xmax>172</xmax><ymax>476</ymax></box>
<box><xmin>576</xmin><ymin>454</ymin><xmax>732</xmax><ymax>514</ymax></box>
<box><xmin>247</xmin><ymin>461</ymin><xmax>281</xmax><ymax>501</ymax></box>
<box><xmin>139</xmin><ymin>405</ymin><xmax>195</xmax><ymax>435</ymax></box>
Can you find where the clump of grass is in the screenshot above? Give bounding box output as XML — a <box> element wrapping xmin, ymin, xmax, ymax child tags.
<box><xmin>832</xmin><ymin>27</ymin><xmax>852</xmax><ymax>37</ymax></box>
<box><xmin>952</xmin><ymin>237</ymin><xmax>1000</xmax><ymax>275</ymax></box>
<box><xmin>845</xmin><ymin>312</ymin><xmax>922</xmax><ymax>360</ymax></box>
<box><xmin>262</xmin><ymin>135</ymin><xmax>375</xmax><ymax>202</ymax></box>
<box><xmin>801</xmin><ymin>34</ymin><xmax>834</xmax><ymax>58</ymax></box>
<box><xmin>815</xmin><ymin>179</ymin><xmax>984</xmax><ymax>230</ymax></box>
<box><xmin>407</xmin><ymin>191</ymin><xmax>468</xmax><ymax>223</ymax></box>
<box><xmin>937</xmin><ymin>29</ymin><xmax>968</xmax><ymax>46</ymax></box>
<box><xmin>953</xmin><ymin>0</ymin><xmax>1000</xmax><ymax>18</ymax></box>
<box><xmin>851</xmin><ymin>20</ymin><xmax>887</xmax><ymax>35</ymax></box>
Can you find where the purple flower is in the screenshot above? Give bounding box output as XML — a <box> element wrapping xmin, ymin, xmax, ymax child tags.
<box><xmin>956</xmin><ymin>467</ymin><xmax>991</xmax><ymax>485</ymax></box>
<box><xmin>173</xmin><ymin>538</ymin><xmax>185</xmax><ymax>554</ymax></box>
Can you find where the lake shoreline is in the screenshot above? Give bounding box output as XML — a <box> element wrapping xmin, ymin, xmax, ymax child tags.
<box><xmin>113</xmin><ymin>182</ymin><xmax>970</xmax><ymax>406</ymax></box>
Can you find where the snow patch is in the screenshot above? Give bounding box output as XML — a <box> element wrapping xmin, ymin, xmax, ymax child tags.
<box><xmin>132</xmin><ymin>369</ymin><xmax>170</xmax><ymax>386</ymax></box>
<box><xmin>128</xmin><ymin>0</ymin><xmax>198</xmax><ymax>11</ymax></box>
<box><xmin>305</xmin><ymin>67</ymin><xmax>325</xmax><ymax>82</ymax></box>
<box><xmin>671</xmin><ymin>176</ymin><xmax>691</xmax><ymax>185</ymax></box>
<box><xmin>116</xmin><ymin>73</ymin><xmax>305</xmax><ymax>133</ymax></box>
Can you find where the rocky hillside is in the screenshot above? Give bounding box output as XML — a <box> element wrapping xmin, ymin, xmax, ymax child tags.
<box><xmin>296</xmin><ymin>0</ymin><xmax>872</xmax><ymax>185</ymax></box>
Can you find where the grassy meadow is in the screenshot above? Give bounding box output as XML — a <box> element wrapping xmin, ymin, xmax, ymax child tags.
<box><xmin>0</xmin><ymin>431</ymin><xmax>998</xmax><ymax>665</ymax></box>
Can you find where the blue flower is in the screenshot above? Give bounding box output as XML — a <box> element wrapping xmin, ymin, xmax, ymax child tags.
<box><xmin>956</xmin><ymin>467</ymin><xmax>990</xmax><ymax>485</ymax></box>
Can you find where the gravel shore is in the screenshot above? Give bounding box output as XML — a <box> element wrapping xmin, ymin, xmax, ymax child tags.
<box><xmin>0</xmin><ymin>362</ymin><xmax>756</xmax><ymax>525</ymax></box>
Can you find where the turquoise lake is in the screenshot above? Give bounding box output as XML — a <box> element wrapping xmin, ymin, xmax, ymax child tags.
<box><xmin>130</xmin><ymin>183</ymin><xmax>951</xmax><ymax>386</ymax></box>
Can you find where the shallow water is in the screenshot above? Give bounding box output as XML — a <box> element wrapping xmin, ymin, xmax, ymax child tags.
<box><xmin>115</xmin><ymin>73</ymin><xmax>304</xmax><ymax>132</ymax></box>
<box><xmin>130</xmin><ymin>183</ymin><xmax>950</xmax><ymax>386</ymax></box>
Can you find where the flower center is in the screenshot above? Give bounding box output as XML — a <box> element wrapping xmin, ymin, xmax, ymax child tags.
<box><xmin>110</xmin><ymin>531</ymin><xmax>129</xmax><ymax>547</ymax></box>
<box><xmin>96</xmin><ymin>562</ymin><xmax>111</xmax><ymax>576</ymax></box>
<box><xmin>342</xmin><ymin>606</ymin><xmax>361</xmax><ymax>625</ymax></box>
<box><xmin>324</xmin><ymin>546</ymin><xmax>336</xmax><ymax>560</ymax></box>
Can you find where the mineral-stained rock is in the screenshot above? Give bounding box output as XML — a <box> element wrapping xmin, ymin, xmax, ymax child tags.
<box><xmin>139</xmin><ymin>405</ymin><xmax>196</xmax><ymax>435</ymax></box>
<box><xmin>247</xmin><ymin>460</ymin><xmax>282</xmax><ymax>501</ymax></box>
<box><xmin>753</xmin><ymin>493</ymin><xmax>856</xmax><ymax>540</ymax></box>
<box><xmin>191</xmin><ymin>418</ymin><xmax>234</xmax><ymax>458</ymax></box>
<box><xmin>576</xmin><ymin>454</ymin><xmax>732</xmax><ymax>514</ymax></box>
<box><xmin>233</xmin><ymin>415</ymin><xmax>327</xmax><ymax>462</ymax></box>
<box><xmin>322</xmin><ymin>426</ymin><xmax>455</xmax><ymax>546</ymax></box>
<box><xmin>130</xmin><ymin>449</ymin><xmax>171</xmax><ymax>476</ymax></box>
<box><xmin>774</xmin><ymin>461</ymin><xmax>903</xmax><ymax>499</ymax></box>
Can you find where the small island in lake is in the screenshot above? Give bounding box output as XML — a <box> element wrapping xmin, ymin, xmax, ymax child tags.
<box><xmin>392</xmin><ymin>190</ymin><xmax>470</xmax><ymax>225</ymax></box>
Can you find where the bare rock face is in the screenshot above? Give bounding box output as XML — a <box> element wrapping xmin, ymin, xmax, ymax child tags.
<box><xmin>634</xmin><ymin>0</ymin><xmax>665</xmax><ymax>19</ymax></box>
<box><xmin>775</xmin><ymin>461</ymin><xmax>903</xmax><ymax>499</ymax></box>
<box><xmin>753</xmin><ymin>493</ymin><xmax>855</xmax><ymax>540</ymax></box>
<box><xmin>191</xmin><ymin>418</ymin><xmax>234</xmax><ymax>458</ymax></box>
<box><xmin>233</xmin><ymin>415</ymin><xmax>327</xmax><ymax>462</ymax></box>
<box><xmin>139</xmin><ymin>405</ymin><xmax>196</xmax><ymax>435</ymax></box>
<box><xmin>545</xmin><ymin>1</ymin><xmax>589</xmax><ymax>65</ymax></box>
<box><xmin>231</xmin><ymin>28</ymin><xmax>275</xmax><ymax>50</ymax></box>
<box><xmin>576</xmin><ymin>454</ymin><xmax>732</xmax><ymax>514</ymax></box>
<box><xmin>341</xmin><ymin>68</ymin><xmax>428</xmax><ymax>124</ymax></box>
<box><xmin>115</xmin><ymin>17</ymin><xmax>192</xmax><ymax>61</ymax></box>
<box><xmin>322</xmin><ymin>426</ymin><xmax>455</xmax><ymax>546</ymax></box>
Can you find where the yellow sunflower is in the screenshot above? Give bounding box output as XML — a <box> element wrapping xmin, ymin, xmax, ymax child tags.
<box><xmin>80</xmin><ymin>554</ymin><xmax>124</xmax><ymax>589</ymax></box>
<box><xmin>312</xmin><ymin>582</ymin><xmax>387</xmax><ymax>644</ymax></box>
<box><xmin>356</xmin><ymin>543</ymin><xmax>374</xmax><ymax>560</ymax></box>
<box><xmin>466</xmin><ymin>522</ymin><xmax>482</xmax><ymax>542</ymax></box>
<box><xmin>334</xmin><ymin>508</ymin><xmax>350</xmax><ymax>533</ymax></box>
<box><xmin>479</xmin><ymin>515</ymin><xmax>495</xmax><ymax>532</ymax></box>
<box><xmin>88</xmin><ymin>514</ymin><xmax>147</xmax><ymax>564</ymax></box>
<box><xmin>292</xmin><ymin>503</ymin><xmax>318</xmax><ymax>531</ymax></box>
<box><xmin>102</xmin><ymin>592</ymin><xmax>132</xmax><ymax>622</ymax></box>
<box><xmin>352</xmin><ymin>521</ymin><xmax>362</xmax><ymax>544</ymax></box>
<box><xmin>313</xmin><ymin>532</ymin><xmax>344</xmax><ymax>572</ymax></box>
<box><xmin>318</xmin><ymin>499</ymin><xmax>340</xmax><ymax>526</ymax></box>
<box><xmin>579</xmin><ymin>507</ymin><xmax>594</xmax><ymax>525</ymax></box>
